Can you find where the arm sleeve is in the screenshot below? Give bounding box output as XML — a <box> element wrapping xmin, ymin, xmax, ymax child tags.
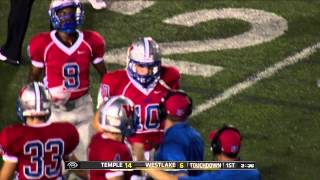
<box><xmin>159</xmin><ymin>142</ymin><xmax>188</xmax><ymax>174</ymax></box>
<box><xmin>65</xmin><ymin>124</ymin><xmax>80</xmax><ymax>155</ymax></box>
<box><xmin>170</xmin><ymin>77</ymin><xmax>180</xmax><ymax>89</ymax></box>
<box><xmin>90</xmin><ymin>31</ymin><xmax>105</xmax><ymax>64</ymax></box>
<box><xmin>0</xmin><ymin>129</ymin><xmax>6</xmax><ymax>156</ymax></box>
<box><xmin>162</xmin><ymin>66</ymin><xmax>181</xmax><ymax>89</ymax></box>
<box><xmin>160</xmin><ymin>142</ymin><xmax>186</xmax><ymax>161</ymax></box>
<box><xmin>0</xmin><ymin>128</ymin><xmax>18</xmax><ymax>162</ymax></box>
<box><xmin>28</xmin><ymin>34</ymin><xmax>45</xmax><ymax>68</ymax></box>
<box><xmin>169</xmin><ymin>68</ymin><xmax>181</xmax><ymax>89</ymax></box>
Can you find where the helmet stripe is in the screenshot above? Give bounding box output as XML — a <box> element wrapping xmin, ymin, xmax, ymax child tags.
<box><xmin>100</xmin><ymin>111</ymin><xmax>106</xmax><ymax>127</ymax></box>
<box><xmin>33</xmin><ymin>82</ymin><xmax>41</xmax><ymax>112</ymax></box>
<box><xmin>143</xmin><ymin>37</ymin><xmax>150</xmax><ymax>58</ymax></box>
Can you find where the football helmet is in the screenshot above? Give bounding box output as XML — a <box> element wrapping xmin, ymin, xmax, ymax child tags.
<box><xmin>16</xmin><ymin>82</ymin><xmax>52</xmax><ymax>122</ymax></box>
<box><xmin>127</xmin><ymin>37</ymin><xmax>161</xmax><ymax>88</ymax></box>
<box><xmin>99</xmin><ymin>96</ymin><xmax>136</xmax><ymax>137</ymax></box>
<box><xmin>49</xmin><ymin>0</ymin><xmax>84</xmax><ymax>34</ymax></box>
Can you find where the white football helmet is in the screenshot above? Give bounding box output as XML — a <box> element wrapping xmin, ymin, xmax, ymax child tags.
<box><xmin>49</xmin><ymin>0</ymin><xmax>84</xmax><ymax>34</ymax></box>
<box><xmin>99</xmin><ymin>96</ymin><xmax>136</xmax><ymax>136</ymax></box>
<box><xmin>16</xmin><ymin>82</ymin><xmax>52</xmax><ymax>122</ymax></box>
<box><xmin>127</xmin><ymin>37</ymin><xmax>161</xmax><ymax>88</ymax></box>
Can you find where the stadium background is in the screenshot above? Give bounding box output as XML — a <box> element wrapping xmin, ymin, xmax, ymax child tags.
<box><xmin>0</xmin><ymin>1</ymin><xmax>319</xmax><ymax>179</ymax></box>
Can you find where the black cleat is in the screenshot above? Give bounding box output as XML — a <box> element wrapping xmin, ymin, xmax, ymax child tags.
<box><xmin>0</xmin><ymin>52</ymin><xmax>20</xmax><ymax>65</ymax></box>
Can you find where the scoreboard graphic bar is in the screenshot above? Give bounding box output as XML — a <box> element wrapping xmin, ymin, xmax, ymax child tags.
<box><xmin>65</xmin><ymin>161</ymin><xmax>256</xmax><ymax>170</ymax></box>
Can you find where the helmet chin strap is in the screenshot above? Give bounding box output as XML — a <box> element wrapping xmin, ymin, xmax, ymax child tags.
<box><xmin>58</xmin><ymin>27</ymin><xmax>76</xmax><ymax>34</ymax></box>
<box><xmin>57</xmin><ymin>17</ymin><xmax>77</xmax><ymax>34</ymax></box>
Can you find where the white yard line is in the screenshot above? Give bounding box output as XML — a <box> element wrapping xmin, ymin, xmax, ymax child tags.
<box><xmin>192</xmin><ymin>42</ymin><xmax>320</xmax><ymax>117</ymax></box>
<box><xmin>103</xmin><ymin>48</ymin><xmax>223</xmax><ymax>77</ymax></box>
<box><xmin>162</xmin><ymin>8</ymin><xmax>288</xmax><ymax>54</ymax></box>
<box><xmin>101</xmin><ymin>7</ymin><xmax>288</xmax><ymax>78</ymax></box>
<box><xmin>80</xmin><ymin>0</ymin><xmax>155</xmax><ymax>15</ymax></box>
<box><xmin>108</xmin><ymin>0</ymin><xmax>155</xmax><ymax>15</ymax></box>
<box><xmin>162</xmin><ymin>58</ymin><xmax>223</xmax><ymax>77</ymax></box>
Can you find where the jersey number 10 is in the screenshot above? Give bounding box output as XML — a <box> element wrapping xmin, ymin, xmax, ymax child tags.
<box><xmin>134</xmin><ymin>104</ymin><xmax>160</xmax><ymax>130</ymax></box>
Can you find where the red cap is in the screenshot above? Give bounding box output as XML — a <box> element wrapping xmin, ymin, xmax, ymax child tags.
<box><xmin>209</xmin><ymin>128</ymin><xmax>241</xmax><ymax>154</ymax></box>
<box><xmin>163</xmin><ymin>93</ymin><xmax>192</xmax><ymax>120</ymax></box>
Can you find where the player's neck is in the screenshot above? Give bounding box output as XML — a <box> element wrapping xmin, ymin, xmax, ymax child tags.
<box><xmin>26</xmin><ymin>117</ymin><xmax>46</xmax><ymax>126</ymax></box>
<box><xmin>56</xmin><ymin>31</ymin><xmax>78</xmax><ymax>47</ymax></box>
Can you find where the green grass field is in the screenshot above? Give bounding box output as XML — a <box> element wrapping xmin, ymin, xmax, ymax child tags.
<box><xmin>1</xmin><ymin>1</ymin><xmax>320</xmax><ymax>179</ymax></box>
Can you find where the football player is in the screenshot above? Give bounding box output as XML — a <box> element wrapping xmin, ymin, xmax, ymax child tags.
<box><xmin>28</xmin><ymin>0</ymin><xmax>106</xmax><ymax>161</ymax></box>
<box><xmin>88</xmin><ymin>96</ymin><xmax>135</xmax><ymax>180</ymax></box>
<box><xmin>94</xmin><ymin>37</ymin><xmax>181</xmax><ymax>161</ymax></box>
<box><xmin>0</xmin><ymin>82</ymin><xmax>80</xmax><ymax>180</ymax></box>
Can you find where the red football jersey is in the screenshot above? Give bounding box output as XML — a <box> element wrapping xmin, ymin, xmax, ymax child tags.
<box><xmin>0</xmin><ymin>122</ymin><xmax>79</xmax><ymax>180</ymax></box>
<box><xmin>88</xmin><ymin>133</ymin><xmax>132</xmax><ymax>180</ymax></box>
<box><xmin>28</xmin><ymin>30</ymin><xmax>105</xmax><ymax>100</ymax></box>
<box><xmin>99</xmin><ymin>66</ymin><xmax>180</xmax><ymax>150</ymax></box>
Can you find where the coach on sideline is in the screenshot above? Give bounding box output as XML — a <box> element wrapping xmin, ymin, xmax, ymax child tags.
<box><xmin>145</xmin><ymin>124</ymin><xmax>261</xmax><ymax>180</ymax></box>
<box><xmin>154</xmin><ymin>90</ymin><xmax>204</xmax><ymax>176</ymax></box>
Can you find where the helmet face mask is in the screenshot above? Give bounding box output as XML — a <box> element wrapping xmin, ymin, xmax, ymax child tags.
<box><xmin>99</xmin><ymin>96</ymin><xmax>136</xmax><ymax>137</ymax></box>
<box><xmin>16</xmin><ymin>82</ymin><xmax>52</xmax><ymax>123</ymax></box>
<box><xmin>127</xmin><ymin>37</ymin><xmax>161</xmax><ymax>88</ymax></box>
<box><xmin>49</xmin><ymin>0</ymin><xmax>84</xmax><ymax>34</ymax></box>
